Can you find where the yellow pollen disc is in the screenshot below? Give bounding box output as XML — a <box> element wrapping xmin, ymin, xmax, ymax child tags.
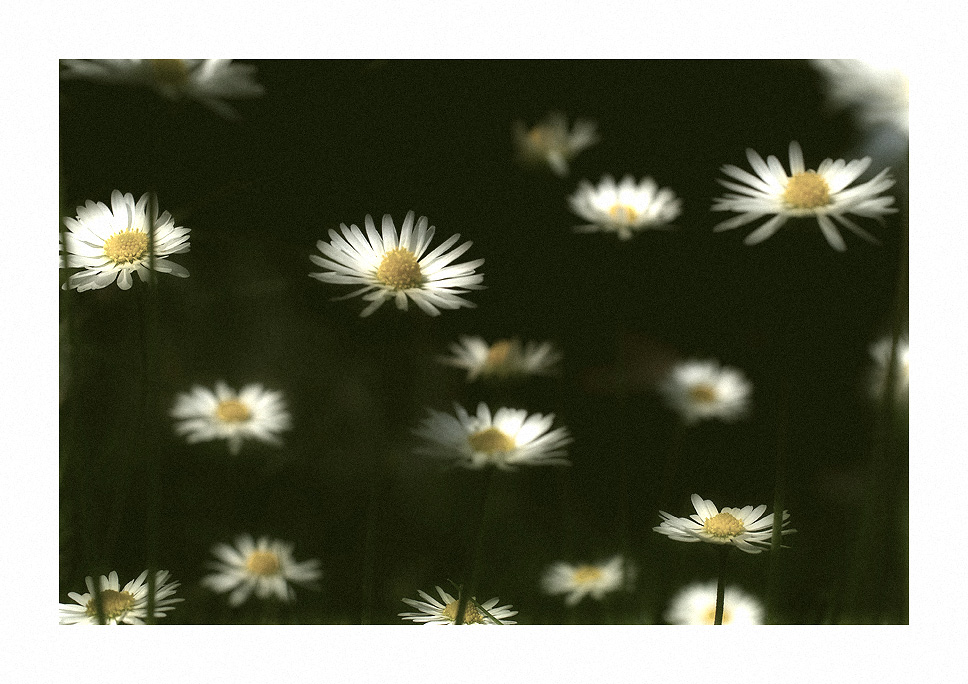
<box><xmin>215</xmin><ymin>399</ymin><xmax>252</xmax><ymax>423</ymax></box>
<box><xmin>702</xmin><ymin>606</ymin><xmax>732</xmax><ymax>625</ymax></box>
<box><xmin>703</xmin><ymin>512</ymin><xmax>746</xmax><ymax>539</ymax></box>
<box><xmin>783</xmin><ymin>171</ymin><xmax>831</xmax><ymax>209</ymax></box>
<box><xmin>468</xmin><ymin>427</ymin><xmax>515</xmax><ymax>454</ymax></box>
<box><xmin>573</xmin><ymin>566</ymin><xmax>604</xmax><ymax>585</ymax></box>
<box><xmin>103</xmin><ymin>230</ymin><xmax>149</xmax><ymax>265</ymax></box>
<box><xmin>376</xmin><ymin>248</ymin><xmax>423</xmax><ymax>290</ymax></box>
<box><xmin>245</xmin><ymin>551</ymin><xmax>281</xmax><ymax>576</ymax></box>
<box><xmin>85</xmin><ymin>589</ymin><xmax>135</xmax><ymax>620</ymax></box>
<box><xmin>607</xmin><ymin>204</ymin><xmax>639</xmax><ymax>224</ymax></box>
<box><xmin>442</xmin><ymin>599</ymin><xmax>486</xmax><ymax>624</ymax></box>
<box><xmin>149</xmin><ymin>59</ymin><xmax>190</xmax><ymax>87</ymax></box>
<box><xmin>485</xmin><ymin>340</ymin><xmax>514</xmax><ymax>368</ymax></box>
<box><xmin>688</xmin><ymin>383</ymin><xmax>718</xmax><ymax>404</ymax></box>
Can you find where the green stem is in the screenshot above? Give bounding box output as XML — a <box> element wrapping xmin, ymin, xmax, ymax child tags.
<box><xmin>455</xmin><ymin>468</ymin><xmax>496</xmax><ymax>624</ymax></box>
<box><xmin>714</xmin><ymin>546</ymin><xmax>730</xmax><ymax>625</ymax></box>
<box><xmin>143</xmin><ymin>191</ymin><xmax>160</xmax><ymax>624</ymax></box>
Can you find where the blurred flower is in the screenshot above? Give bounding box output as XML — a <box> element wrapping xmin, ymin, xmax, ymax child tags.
<box><xmin>870</xmin><ymin>336</ymin><xmax>909</xmax><ymax>400</ymax></box>
<box><xmin>310</xmin><ymin>211</ymin><xmax>484</xmax><ymax>317</ymax></box>
<box><xmin>712</xmin><ymin>141</ymin><xmax>896</xmax><ymax>251</ymax></box>
<box><xmin>812</xmin><ymin>59</ymin><xmax>909</xmax><ymax>134</ymax></box>
<box><xmin>514</xmin><ymin>112</ymin><xmax>599</xmax><ymax>176</ymax></box>
<box><xmin>660</xmin><ymin>359</ymin><xmax>751</xmax><ymax>424</ymax></box>
<box><xmin>654</xmin><ymin>493</ymin><xmax>793</xmax><ymax>554</ymax></box>
<box><xmin>414</xmin><ymin>402</ymin><xmax>572</xmax><ymax>469</ymax></box>
<box><xmin>60</xmin><ymin>190</ymin><xmax>190</xmax><ymax>292</ymax></box>
<box><xmin>171</xmin><ymin>381</ymin><xmax>291</xmax><ymax>455</ymax></box>
<box><xmin>664</xmin><ymin>580</ymin><xmax>764</xmax><ymax>625</ymax></box>
<box><xmin>400</xmin><ymin>586</ymin><xmax>517</xmax><ymax>624</ymax></box>
<box><xmin>60</xmin><ymin>59</ymin><xmax>264</xmax><ymax>118</ymax></box>
<box><xmin>201</xmin><ymin>534</ymin><xmax>321</xmax><ymax>607</ymax></box>
<box><xmin>439</xmin><ymin>336</ymin><xmax>561</xmax><ymax>382</ymax></box>
<box><xmin>541</xmin><ymin>555</ymin><xmax>627</xmax><ymax>606</ymax></box>
<box><xmin>569</xmin><ymin>174</ymin><xmax>682</xmax><ymax>240</ymax></box>
<box><xmin>59</xmin><ymin>570</ymin><xmax>182</xmax><ymax>625</ymax></box>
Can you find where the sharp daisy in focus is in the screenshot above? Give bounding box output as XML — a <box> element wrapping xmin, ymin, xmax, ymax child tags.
<box><xmin>664</xmin><ymin>581</ymin><xmax>764</xmax><ymax>625</ymax></box>
<box><xmin>59</xmin><ymin>570</ymin><xmax>182</xmax><ymax>625</ymax></box>
<box><xmin>541</xmin><ymin>555</ymin><xmax>628</xmax><ymax>606</ymax></box>
<box><xmin>513</xmin><ymin>111</ymin><xmax>599</xmax><ymax>177</ymax></box>
<box><xmin>569</xmin><ymin>174</ymin><xmax>682</xmax><ymax>240</ymax></box>
<box><xmin>439</xmin><ymin>336</ymin><xmax>561</xmax><ymax>382</ymax></box>
<box><xmin>654</xmin><ymin>494</ymin><xmax>794</xmax><ymax>554</ymax></box>
<box><xmin>399</xmin><ymin>586</ymin><xmax>518</xmax><ymax>625</ymax></box>
<box><xmin>659</xmin><ymin>359</ymin><xmax>752</xmax><ymax>424</ymax></box>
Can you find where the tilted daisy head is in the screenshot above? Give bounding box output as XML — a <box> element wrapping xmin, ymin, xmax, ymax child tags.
<box><xmin>310</xmin><ymin>211</ymin><xmax>485</xmax><ymax>317</ymax></box>
<box><xmin>659</xmin><ymin>359</ymin><xmax>752</xmax><ymax>424</ymax></box>
<box><xmin>400</xmin><ymin>586</ymin><xmax>517</xmax><ymax>625</ymax></box>
<box><xmin>812</xmin><ymin>59</ymin><xmax>909</xmax><ymax>134</ymax></box>
<box><xmin>654</xmin><ymin>494</ymin><xmax>794</xmax><ymax>553</ymax></box>
<box><xmin>664</xmin><ymin>580</ymin><xmax>764</xmax><ymax>625</ymax></box>
<box><xmin>869</xmin><ymin>336</ymin><xmax>909</xmax><ymax>400</ymax></box>
<box><xmin>170</xmin><ymin>381</ymin><xmax>291</xmax><ymax>455</ymax></box>
<box><xmin>60</xmin><ymin>190</ymin><xmax>190</xmax><ymax>292</ymax></box>
<box><xmin>513</xmin><ymin>112</ymin><xmax>599</xmax><ymax>177</ymax></box>
<box><xmin>569</xmin><ymin>174</ymin><xmax>682</xmax><ymax>240</ymax></box>
<box><xmin>439</xmin><ymin>336</ymin><xmax>562</xmax><ymax>382</ymax></box>
<box><xmin>712</xmin><ymin>140</ymin><xmax>896</xmax><ymax>251</ymax></box>
<box><xmin>59</xmin><ymin>570</ymin><xmax>183</xmax><ymax>625</ymax></box>
<box><xmin>201</xmin><ymin>534</ymin><xmax>321</xmax><ymax>607</ymax></box>
<box><xmin>541</xmin><ymin>555</ymin><xmax>628</xmax><ymax>606</ymax></box>
<box><xmin>413</xmin><ymin>402</ymin><xmax>572</xmax><ymax>470</ymax></box>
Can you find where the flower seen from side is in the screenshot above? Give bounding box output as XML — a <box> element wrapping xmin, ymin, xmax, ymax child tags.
<box><xmin>400</xmin><ymin>586</ymin><xmax>517</xmax><ymax>625</ymax></box>
<box><xmin>870</xmin><ymin>336</ymin><xmax>909</xmax><ymax>400</ymax></box>
<box><xmin>654</xmin><ymin>494</ymin><xmax>794</xmax><ymax>554</ymax></box>
<box><xmin>659</xmin><ymin>359</ymin><xmax>752</xmax><ymax>424</ymax></box>
<box><xmin>59</xmin><ymin>570</ymin><xmax>182</xmax><ymax>625</ymax></box>
<box><xmin>812</xmin><ymin>59</ymin><xmax>909</xmax><ymax>134</ymax></box>
<box><xmin>439</xmin><ymin>336</ymin><xmax>561</xmax><ymax>382</ymax></box>
<box><xmin>541</xmin><ymin>555</ymin><xmax>628</xmax><ymax>606</ymax></box>
<box><xmin>569</xmin><ymin>174</ymin><xmax>682</xmax><ymax>240</ymax></box>
<box><xmin>664</xmin><ymin>581</ymin><xmax>764</xmax><ymax>625</ymax></box>
<box><xmin>513</xmin><ymin>112</ymin><xmax>599</xmax><ymax>177</ymax></box>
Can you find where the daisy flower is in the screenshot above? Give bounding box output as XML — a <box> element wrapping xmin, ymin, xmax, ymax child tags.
<box><xmin>664</xmin><ymin>581</ymin><xmax>764</xmax><ymax>625</ymax></box>
<box><xmin>812</xmin><ymin>59</ymin><xmax>909</xmax><ymax>134</ymax></box>
<box><xmin>712</xmin><ymin>140</ymin><xmax>896</xmax><ymax>251</ymax></box>
<box><xmin>60</xmin><ymin>190</ymin><xmax>190</xmax><ymax>292</ymax></box>
<box><xmin>439</xmin><ymin>336</ymin><xmax>561</xmax><ymax>382</ymax></box>
<box><xmin>569</xmin><ymin>175</ymin><xmax>682</xmax><ymax>240</ymax></box>
<box><xmin>659</xmin><ymin>359</ymin><xmax>752</xmax><ymax>424</ymax></box>
<box><xmin>869</xmin><ymin>336</ymin><xmax>909</xmax><ymax>400</ymax></box>
<box><xmin>541</xmin><ymin>555</ymin><xmax>628</xmax><ymax>606</ymax></box>
<box><xmin>309</xmin><ymin>211</ymin><xmax>484</xmax><ymax>317</ymax></box>
<box><xmin>201</xmin><ymin>534</ymin><xmax>321</xmax><ymax>607</ymax></box>
<box><xmin>513</xmin><ymin>112</ymin><xmax>599</xmax><ymax>177</ymax></box>
<box><xmin>59</xmin><ymin>570</ymin><xmax>182</xmax><ymax>625</ymax></box>
<box><xmin>413</xmin><ymin>402</ymin><xmax>572</xmax><ymax>470</ymax></box>
<box><xmin>400</xmin><ymin>586</ymin><xmax>517</xmax><ymax>625</ymax></box>
<box><xmin>654</xmin><ymin>493</ymin><xmax>794</xmax><ymax>554</ymax></box>
<box><xmin>60</xmin><ymin>59</ymin><xmax>264</xmax><ymax>119</ymax></box>
<box><xmin>171</xmin><ymin>381</ymin><xmax>291</xmax><ymax>455</ymax></box>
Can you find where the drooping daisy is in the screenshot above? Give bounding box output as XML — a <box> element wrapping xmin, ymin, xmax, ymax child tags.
<box><xmin>60</xmin><ymin>190</ymin><xmax>190</xmax><ymax>292</ymax></box>
<box><xmin>513</xmin><ymin>112</ymin><xmax>599</xmax><ymax>177</ymax></box>
<box><xmin>869</xmin><ymin>336</ymin><xmax>909</xmax><ymax>400</ymax></box>
<box><xmin>812</xmin><ymin>59</ymin><xmax>909</xmax><ymax>134</ymax></box>
<box><xmin>170</xmin><ymin>381</ymin><xmax>291</xmax><ymax>455</ymax></box>
<box><xmin>439</xmin><ymin>336</ymin><xmax>562</xmax><ymax>382</ymax></box>
<box><xmin>569</xmin><ymin>175</ymin><xmax>682</xmax><ymax>240</ymax></box>
<box><xmin>664</xmin><ymin>581</ymin><xmax>764</xmax><ymax>625</ymax></box>
<box><xmin>59</xmin><ymin>569</ymin><xmax>182</xmax><ymax>625</ymax></box>
<box><xmin>659</xmin><ymin>359</ymin><xmax>752</xmax><ymax>424</ymax></box>
<box><xmin>201</xmin><ymin>534</ymin><xmax>321</xmax><ymax>607</ymax></box>
<box><xmin>60</xmin><ymin>59</ymin><xmax>264</xmax><ymax>119</ymax></box>
<box><xmin>541</xmin><ymin>555</ymin><xmax>628</xmax><ymax>606</ymax></box>
<box><xmin>400</xmin><ymin>586</ymin><xmax>517</xmax><ymax>625</ymax></box>
<box><xmin>712</xmin><ymin>140</ymin><xmax>896</xmax><ymax>251</ymax></box>
<box><xmin>309</xmin><ymin>211</ymin><xmax>485</xmax><ymax>317</ymax></box>
<box><xmin>654</xmin><ymin>493</ymin><xmax>794</xmax><ymax>554</ymax></box>
<box><xmin>413</xmin><ymin>402</ymin><xmax>572</xmax><ymax>470</ymax></box>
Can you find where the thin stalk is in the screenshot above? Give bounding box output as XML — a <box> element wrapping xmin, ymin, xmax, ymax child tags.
<box><xmin>142</xmin><ymin>191</ymin><xmax>160</xmax><ymax>624</ymax></box>
<box><xmin>766</xmin><ymin>371</ymin><xmax>790</xmax><ymax>624</ymax></box>
<box><xmin>454</xmin><ymin>468</ymin><xmax>497</xmax><ymax>624</ymax></box>
<box><xmin>714</xmin><ymin>546</ymin><xmax>730</xmax><ymax>625</ymax></box>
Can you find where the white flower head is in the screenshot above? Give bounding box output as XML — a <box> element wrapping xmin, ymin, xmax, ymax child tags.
<box><xmin>201</xmin><ymin>534</ymin><xmax>321</xmax><ymax>607</ymax></box>
<box><xmin>171</xmin><ymin>381</ymin><xmax>291</xmax><ymax>455</ymax></box>
<box><xmin>664</xmin><ymin>580</ymin><xmax>764</xmax><ymax>625</ymax></box>
<box><xmin>60</xmin><ymin>190</ymin><xmax>190</xmax><ymax>292</ymax></box>
<box><xmin>812</xmin><ymin>59</ymin><xmax>909</xmax><ymax>134</ymax></box>
<box><xmin>869</xmin><ymin>336</ymin><xmax>909</xmax><ymax>400</ymax></box>
<box><xmin>60</xmin><ymin>59</ymin><xmax>264</xmax><ymax>119</ymax></box>
<box><xmin>59</xmin><ymin>570</ymin><xmax>182</xmax><ymax>625</ymax></box>
<box><xmin>712</xmin><ymin>140</ymin><xmax>896</xmax><ymax>251</ymax></box>
<box><xmin>413</xmin><ymin>402</ymin><xmax>572</xmax><ymax>470</ymax></box>
<box><xmin>569</xmin><ymin>174</ymin><xmax>682</xmax><ymax>240</ymax></box>
<box><xmin>654</xmin><ymin>494</ymin><xmax>794</xmax><ymax>554</ymax></box>
<box><xmin>439</xmin><ymin>336</ymin><xmax>562</xmax><ymax>382</ymax></box>
<box><xmin>514</xmin><ymin>112</ymin><xmax>599</xmax><ymax>177</ymax></box>
<box><xmin>541</xmin><ymin>555</ymin><xmax>628</xmax><ymax>606</ymax></box>
<box><xmin>310</xmin><ymin>211</ymin><xmax>485</xmax><ymax>317</ymax></box>
<box><xmin>400</xmin><ymin>586</ymin><xmax>517</xmax><ymax>625</ymax></box>
<box><xmin>660</xmin><ymin>359</ymin><xmax>752</xmax><ymax>424</ymax></box>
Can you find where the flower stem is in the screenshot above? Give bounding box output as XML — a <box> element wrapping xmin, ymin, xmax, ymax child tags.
<box><xmin>714</xmin><ymin>546</ymin><xmax>730</xmax><ymax>625</ymax></box>
<box><xmin>142</xmin><ymin>191</ymin><xmax>161</xmax><ymax>624</ymax></box>
<box><xmin>455</xmin><ymin>468</ymin><xmax>496</xmax><ymax>624</ymax></box>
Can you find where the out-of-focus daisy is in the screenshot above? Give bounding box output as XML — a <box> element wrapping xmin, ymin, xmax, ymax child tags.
<box><xmin>569</xmin><ymin>175</ymin><xmax>682</xmax><ymax>240</ymax></box>
<box><xmin>60</xmin><ymin>59</ymin><xmax>264</xmax><ymax>118</ymax></box>
<box><xmin>659</xmin><ymin>359</ymin><xmax>751</xmax><ymax>424</ymax></box>
<box><xmin>712</xmin><ymin>141</ymin><xmax>896</xmax><ymax>251</ymax></box>
<box><xmin>514</xmin><ymin>112</ymin><xmax>599</xmax><ymax>177</ymax></box>
<box><xmin>812</xmin><ymin>60</ymin><xmax>909</xmax><ymax>134</ymax></box>
<box><xmin>400</xmin><ymin>586</ymin><xmax>517</xmax><ymax>625</ymax></box>
<box><xmin>413</xmin><ymin>402</ymin><xmax>572</xmax><ymax>470</ymax></box>
<box><xmin>439</xmin><ymin>336</ymin><xmax>561</xmax><ymax>382</ymax></box>
<box><xmin>201</xmin><ymin>534</ymin><xmax>321</xmax><ymax>607</ymax></box>
<box><xmin>541</xmin><ymin>555</ymin><xmax>628</xmax><ymax>606</ymax></box>
<box><xmin>654</xmin><ymin>494</ymin><xmax>793</xmax><ymax>554</ymax></box>
<box><xmin>60</xmin><ymin>190</ymin><xmax>190</xmax><ymax>292</ymax></box>
<box><xmin>171</xmin><ymin>381</ymin><xmax>291</xmax><ymax>455</ymax></box>
<box><xmin>664</xmin><ymin>581</ymin><xmax>764</xmax><ymax>625</ymax></box>
<box><xmin>59</xmin><ymin>570</ymin><xmax>182</xmax><ymax>625</ymax></box>
<box><xmin>870</xmin><ymin>336</ymin><xmax>909</xmax><ymax>400</ymax></box>
<box><xmin>310</xmin><ymin>211</ymin><xmax>484</xmax><ymax>317</ymax></box>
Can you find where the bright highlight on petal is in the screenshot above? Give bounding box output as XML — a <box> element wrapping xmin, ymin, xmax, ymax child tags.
<box><xmin>812</xmin><ymin>59</ymin><xmax>909</xmax><ymax>134</ymax></box>
<box><xmin>569</xmin><ymin>174</ymin><xmax>682</xmax><ymax>240</ymax></box>
<box><xmin>869</xmin><ymin>335</ymin><xmax>909</xmax><ymax>401</ymax></box>
<box><xmin>399</xmin><ymin>586</ymin><xmax>517</xmax><ymax>625</ymax></box>
<box><xmin>59</xmin><ymin>570</ymin><xmax>183</xmax><ymax>625</ymax></box>
<box><xmin>653</xmin><ymin>494</ymin><xmax>794</xmax><ymax>554</ymax></box>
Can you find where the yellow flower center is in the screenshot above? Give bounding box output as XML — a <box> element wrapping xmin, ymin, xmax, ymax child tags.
<box><xmin>783</xmin><ymin>171</ymin><xmax>831</xmax><ymax>209</ymax></box>
<box><xmin>703</xmin><ymin>512</ymin><xmax>746</xmax><ymax>539</ymax></box>
<box><xmin>702</xmin><ymin>605</ymin><xmax>733</xmax><ymax>625</ymax></box>
<box><xmin>149</xmin><ymin>59</ymin><xmax>190</xmax><ymax>87</ymax></box>
<box><xmin>468</xmin><ymin>427</ymin><xmax>515</xmax><ymax>454</ymax></box>
<box><xmin>103</xmin><ymin>230</ymin><xmax>149</xmax><ymax>265</ymax></box>
<box><xmin>688</xmin><ymin>383</ymin><xmax>718</xmax><ymax>404</ymax></box>
<box><xmin>376</xmin><ymin>248</ymin><xmax>423</xmax><ymax>290</ymax></box>
<box><xmin>441</xmin><ymin>599</ymin><xmax>487</xmax><ymax>624</ymax></box>
<box><xmin>245</xmin><ymin>550</ymin><xmax>281</xmax><ymax>576</ymax></box>
<box><xmin>607</xmin><ymin>204</ymin><xmax>639</xmax><ymax>224</ymax></box>
<box><xmin>485</xmin><ymin>340</ymin><xmax>514</xmax><ymax>368</ymax></box>
<box><xmin>85</xmin><ymin>589</ymin><xmax>135</xmax><ymax>620</ymax></box>
<box><xmin>572</xmin><ymin>566</ymin><xmax>604</xmax><ymax>585</ymax></box>
<box><xmin>215</xmin><ymin>399</ymin><xmax>252</xmax><ymax>423</ymax></box>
